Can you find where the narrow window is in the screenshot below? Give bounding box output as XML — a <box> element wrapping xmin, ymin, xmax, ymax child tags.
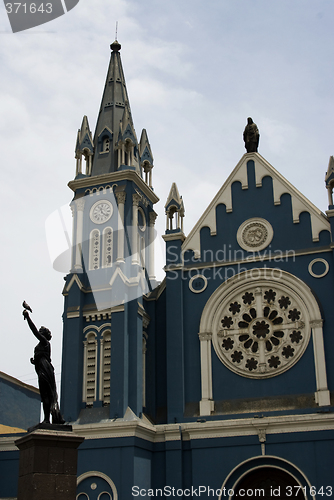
<box><xmin>100</xmin><ymin>331</ymin><xmax>111</xmax><ymax>406</ymax></box>
<box><xmin>89</xmin><ymin>229</ymin><xmax>100</xmax><ymax>270</ymax></box>
<box><xmin>83</xmin><ymin>332</ymin><xmax>97</xmax><ymax>407</ymax></box>
<box><xmin>102</xmin><ymin>227</ymin><xmax>113</xmax><ymax>268</ymax></box>
<box><xmin>142</xmin><ymin>335</ymin><xmax>147</xmax><ymax>408</ymax></box>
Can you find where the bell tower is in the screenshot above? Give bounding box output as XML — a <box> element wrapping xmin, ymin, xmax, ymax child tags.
<box><xmin>60</xmin><ymin>40</ymin><xmax>159</xmax><ymax>424</ymax></box>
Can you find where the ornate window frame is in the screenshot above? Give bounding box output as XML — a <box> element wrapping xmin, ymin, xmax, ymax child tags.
<box><xmin>83</xmin><ymin>324</ymin><xmax>112</xmax><ymax>407</ymax></box>
<box><xmin>198</xmin><ymin>269</ymin><xmax>330</xmax><ymax>416</ymax></box>
<box><xmin>89</xmin><ymin>229</ymin><xmax>100</xmax><ymax>270</ymax></box>
<box><xmin>237</xmin><ymin>217</ymin><xmax>274</xmax><ymax>252</ymax></box>
<box><xmin>102</xmin><ymin>227</ymin><xmax>113</xmax><ymax>268</ymax></box>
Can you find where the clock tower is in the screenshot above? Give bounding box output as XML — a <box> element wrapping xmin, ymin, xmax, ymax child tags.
<box><xmin>60</xmin><ymin>40</ymin><xmax>159</xmax><ymax>424</ymax></box>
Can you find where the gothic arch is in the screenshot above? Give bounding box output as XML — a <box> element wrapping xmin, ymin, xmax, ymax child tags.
<box><xmin>220</xmin><ymin>455</ymin><xmax>313</xmax><ymax>500</ymax></box>
<box><xmin>198</xmin><ymin>268</ymin><xmax>330</xmax><ymax>415</ymax></box>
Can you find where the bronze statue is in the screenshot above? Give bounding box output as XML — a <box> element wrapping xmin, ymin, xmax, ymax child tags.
<box><xmin>23</xmin><ymin>303</ymin><xmax>64</xmax><ymax>425</ymax></box>
<box><xmin>243</xmin><ymin>117</ymin><xmax>260</xmax><ymax>153</ymax></box>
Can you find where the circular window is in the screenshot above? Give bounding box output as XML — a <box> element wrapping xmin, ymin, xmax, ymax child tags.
<box><xmin>308</xmin><ymin>258</ymin><xmax>329</xmax><ymax>278</ymax></box>
<box><xmin>212</xmin><ymin>274</ymin><xmax>311</xmax><ymax>378</ymax></box>
<box><xmin>237</xmin><ymin>218</ymin><xmax>273</xmax><ymax>252</ymax></box>
<box><xmin>189</xmin><ymin>274</ymin><xmax>208</xmax><ymax>293</ymax></box>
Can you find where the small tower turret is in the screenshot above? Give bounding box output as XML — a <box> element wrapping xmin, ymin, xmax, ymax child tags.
<box><xmin>165</xmin><ymin>182</ymin><xmax>185</xmax><ymax>232</ymax></box>
<box><xmin>75</xmin><ymin>115</ymin><xmax>94</xmax><ymax>177</ymax></box>
<box><xmin>163</xmin><ymin>183</ymin><xmax>185</xmax><ymax>266</ymax></box>
<box><xmin>139</xmin><ymin>129</ymin><xmax>154</xmax><ymax>188</ymax></box>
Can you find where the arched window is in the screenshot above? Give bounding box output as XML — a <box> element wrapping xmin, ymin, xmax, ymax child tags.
<box><xmin>89</xmin><ymin>229</ymin><xmax>100</xmax><ymax>270</ymax></box>
<box><xmin>102</xmin><ymin>227</ymin><xmax>113</xmax><ymax>268</ymax></box>
<box><xmin>100</xmin><ymin>330</ymin><xmax>111</xmax><ymax>406</ymax></box>
<box><xmin>83</xmin><ymin>332</ymin><xmax>97</xmax><ymax>407</ymax></box>
<box><xmin>233</xmin><ymin>467</ymin><xmax>305</xmax><ymax>499</ymax></box>
<box><xmin>103</xmin><ymin>137</ymin><xmax>110</xmax><ymax>153</ymax></box>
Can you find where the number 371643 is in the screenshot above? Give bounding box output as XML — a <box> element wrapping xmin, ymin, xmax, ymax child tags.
<box><xmin>5</xmin><ymin>3</ymin><xmax>53</xmax><ymax>14</ymax></box>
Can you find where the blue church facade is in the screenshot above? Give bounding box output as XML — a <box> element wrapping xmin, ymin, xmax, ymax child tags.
<box><xmin>1</xmin><ymin>40</ymin><xmax>334</xmax><ymax>499</ymax></box>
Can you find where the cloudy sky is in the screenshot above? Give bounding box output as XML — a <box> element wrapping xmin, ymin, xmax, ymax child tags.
<box><xmin>1</xmin><ymin>0</ymin><xmax>334</xmax><ymax>393</ymax></box>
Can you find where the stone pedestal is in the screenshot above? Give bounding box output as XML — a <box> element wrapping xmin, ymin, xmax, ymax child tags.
<box><xmin>15</xmin><ymin>427</ymin><xmax>84</xmax><ymax>500</ymax></box>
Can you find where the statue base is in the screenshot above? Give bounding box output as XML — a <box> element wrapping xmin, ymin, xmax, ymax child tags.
<box><xmin>28</xmin><ymin>422</ymin><xmax>73</xmax><ymax>433</ymax></box>
<box><xmin>15</xmin><ymin>428</ymin><xmax>84</xmax><ymax>500</ymax></box>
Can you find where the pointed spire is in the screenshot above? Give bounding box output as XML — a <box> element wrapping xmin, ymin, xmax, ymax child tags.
<box><xmin>139</xmin><ymin>129</ymin><xmax>154</xmax><ymax>165</ymax></box>
<box><xmin>165</xmin><ymin>183</ymin><xmax>182</xmax><ymax>209</ymax></box>
<box><xmin>140</xmin><ymin>129</ymin><xmax>154</xmax><ymax>188</ymax></box>
<box><xmin>75</xmin><ymin>115</ymin><xmax>93</xmax><ymax>177</ymax></box>
<box><xmin>90</xmin><ymin>41</ymin><xmax>140</xmax><ymax>177</ymax></box>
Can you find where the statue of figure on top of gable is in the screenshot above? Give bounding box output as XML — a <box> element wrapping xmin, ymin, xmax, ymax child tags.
<box><xmin>243</xmin><ymin>117</ymin><xmax>260</xmax><ymax>153</ymax></box>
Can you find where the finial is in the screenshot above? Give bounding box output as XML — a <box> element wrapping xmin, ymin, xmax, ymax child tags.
<box><xmin>110</xmin><ymin>22</ymin><xmax>121</xmax><ymax>52</ymax></box>
<box><xmin>111</xmin><ymin>39</ymin><xmax>121</xmax><ymax>52</ymax></box>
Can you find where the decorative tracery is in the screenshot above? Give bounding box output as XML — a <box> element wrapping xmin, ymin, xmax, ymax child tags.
<box><xmin>214</xmin><ymin>284</ymin><xmax>308</xmax><ymax>378</ymax></box>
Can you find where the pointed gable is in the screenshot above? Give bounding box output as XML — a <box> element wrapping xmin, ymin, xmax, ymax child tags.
<box><xmin>165</xmin><ymin>182</ymin><xmax>182</xmax><ymax>211</ymax></box>
<box><xmin>182</xmin><ymin>152</ymin><xmax>330</xmax><ymax>259</ymax></box>
<box><xmin>139</xmin><ymin>129</ymin><xmax>154</xmax><ymax>165</ymax></box>
<box><xmin>76</xmin><ymin>115</ymin><xmax>93</xmax><ymax>155</ymax></box>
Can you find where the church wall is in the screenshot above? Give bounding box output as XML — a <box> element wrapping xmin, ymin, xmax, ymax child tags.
<box><xmin>0</xmin><ymin>450</ymin><xmax>20</xmax><ymax>498</ymax></box>
<box><xmin>170</xmin><ymin>159</ymin><xmax>334</xmax><ymax>420</ymax></box>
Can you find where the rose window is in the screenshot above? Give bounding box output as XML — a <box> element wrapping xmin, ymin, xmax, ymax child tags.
<box><xmin>214</xmin><ymin>285</ymin><xmax>309</xmax><ymax>378</ymax></box>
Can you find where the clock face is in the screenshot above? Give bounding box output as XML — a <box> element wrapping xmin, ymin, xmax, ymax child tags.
<box><xmin>90</xmin><ymin>200</ymin><xmax>113</xmax><ymax>224</ymax></box>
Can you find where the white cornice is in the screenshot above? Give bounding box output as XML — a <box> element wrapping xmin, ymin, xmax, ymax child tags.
<box><xmin>1</xmin><ymin>412</ymin><xmax>333</xmax><ymax>451</ymax></box>
<box><xmin>70</xmin><ymin>412</ymin><xmax>334</xmax><ymax>443</ymax></box>
<box><xmin>162</xmin><ymin>232</ymin><xmax>186</xmax><ymax>242</ymax></box>
<box><xmin>68</xmin><ymin>170</ymin><xmax>159</xmax><ymax>205</ymax></box>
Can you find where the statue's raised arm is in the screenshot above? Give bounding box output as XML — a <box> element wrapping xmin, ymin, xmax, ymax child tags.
<box><xmin>22</xmin><ymin>302</ymin><xmax>64</xmax><ymax>425</ymax></box>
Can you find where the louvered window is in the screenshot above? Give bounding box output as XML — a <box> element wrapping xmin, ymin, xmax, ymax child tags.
<box><xmin>101</xmin><ymin>331</ymin><xmax>111</xmax><ymax>405</ymax></box>
<box><xmin>84</xmin><ymin>332</ymin><xmax>97</xmax><ymax>406</ymax></box>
